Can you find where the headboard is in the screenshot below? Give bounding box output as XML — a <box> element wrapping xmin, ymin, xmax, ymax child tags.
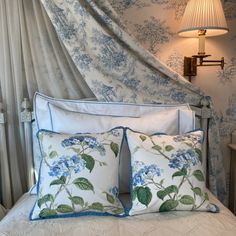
<box><xmin>0</xmin><ymin>98</ymin><xmax>212</xmax><ymax>190</ymax></box>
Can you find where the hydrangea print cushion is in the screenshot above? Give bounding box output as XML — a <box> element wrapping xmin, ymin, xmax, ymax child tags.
<box><xmin>126</xmin><ymin>129</ymin><xmax>219</xmax><ymax>216</ymax></box>
<box><xmin>30</xmin><ymin>128</ymin><xmax>125</xmax><ymax>220</ymax></box>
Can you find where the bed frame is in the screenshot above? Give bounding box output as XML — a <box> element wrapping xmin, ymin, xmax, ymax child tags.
<box><xmin>0</xmin><ymin>97</ymin><xmax>212</xmax><ymax>190</ymax></box>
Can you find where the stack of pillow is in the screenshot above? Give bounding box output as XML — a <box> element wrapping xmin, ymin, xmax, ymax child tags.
<box><xmin>30</xmin><ymin>93</ymin><xmax>218</xmax><ymax>220</ymax></box>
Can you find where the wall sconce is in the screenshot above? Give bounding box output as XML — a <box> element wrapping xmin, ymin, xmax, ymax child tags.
<box><xmin>178</xmin><ymin>0</ymin><xmax>229</xmax><ymax>81</ymax></box>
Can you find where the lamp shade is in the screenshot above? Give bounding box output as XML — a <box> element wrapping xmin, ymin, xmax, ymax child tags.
<box><xmin>178</xmin><ymin>0</ymin><xmax>229</xmax><ymax>37</ymax></box>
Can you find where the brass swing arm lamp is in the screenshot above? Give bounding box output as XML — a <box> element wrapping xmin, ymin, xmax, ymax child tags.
<box><xmin>178</xmin><ymin>0</ymin><xmax>229</xmax><ymax>81</ymax></box>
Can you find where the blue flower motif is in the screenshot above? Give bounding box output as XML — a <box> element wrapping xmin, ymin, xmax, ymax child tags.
<box><xmin>173</xmin><ymin>133</ymin><xmax>202</xmax><ymax>144</ymax></box>
<box><xmin>169</xmin><ymin>149</ymin><xmax>199</xmax><ymax>170</ymax></box>
<box><xmin>61</xmin><ymin>135</ymin><xmax>100</xmax><ymax>148</ymax></box>
<box><xmin>48</xmin><ymin>155</ymin><xmax>86</xmax><ymax>177</ymax></box>
<box><xmin>110</xmin><ymin>186</ymin><xmax>119</xmax><ymax>197</ymax></box>
<box><xmin>133</xmin><ymin>162</ymin><xmax>162</xmax><ymax>186</ymax></box>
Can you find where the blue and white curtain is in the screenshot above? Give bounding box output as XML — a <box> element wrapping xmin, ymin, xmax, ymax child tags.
<box><xmin>39</xmin><ymin>0</ymin><xmax>227</xmax><ymax>204</ymax></box>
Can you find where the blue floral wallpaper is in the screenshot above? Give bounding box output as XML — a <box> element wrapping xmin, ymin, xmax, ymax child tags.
<box><xmin>107</xmin><ymin>0</ymin><xmax>236</xmax><ymax>195</ymax></box>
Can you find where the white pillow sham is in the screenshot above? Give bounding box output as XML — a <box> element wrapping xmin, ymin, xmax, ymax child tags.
<box><xmin>32</xmin><ymin>92</ymin><xmax>195</xmax><ymax>194</ymax></box>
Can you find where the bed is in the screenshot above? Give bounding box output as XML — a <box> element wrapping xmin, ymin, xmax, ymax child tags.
<box><xmin>0</xmin><ymin>191</ymin><xmax>236</xmax><ymax>236</ymax></box>
<box><xmin>0</xmin><ymin>93</ymin><xmax>236</xmax><ymax>236</ymax></box>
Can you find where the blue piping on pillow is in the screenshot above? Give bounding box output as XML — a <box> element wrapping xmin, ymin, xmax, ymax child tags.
<box><xmin>124</xmin><ymin>127</ymin><xmax>215</xmax><ymax>215</ymax></box>
<box><xmin>32</xmin><ymin>126</ymin><xmax>127</xmax><ymax>220</ymax></box>
<box><xmin>29</xmin><ymin>208</ymin><xmax>127</xmax><ymax>221</ymax></box>
<box><xmin>47</xmin><ymin>102</ymin><xmax>54</xmax><ymax>131</ymax></box>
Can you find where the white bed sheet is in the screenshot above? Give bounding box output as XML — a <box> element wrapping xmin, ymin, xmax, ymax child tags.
<box><xmin>0</xmin><ymin>190</ymin><xmax>236</xmax><ymax>236</ymax></box>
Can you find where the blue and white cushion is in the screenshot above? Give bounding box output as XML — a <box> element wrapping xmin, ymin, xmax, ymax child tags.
<box><xmin>126</xmin><ymin>129</ymin><xmax>219</xmax><ymax>215</ymax></box>
<box><xmin>30</xmin><ymin>128</ymin><xmax>125</xmax><ymax>220</ymax></box>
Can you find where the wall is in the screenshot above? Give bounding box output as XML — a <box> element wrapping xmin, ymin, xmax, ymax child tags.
<box><xmin>108</xmin><ymin>0</ymin><xmax>236</xmax><ymax>197</ymax></box>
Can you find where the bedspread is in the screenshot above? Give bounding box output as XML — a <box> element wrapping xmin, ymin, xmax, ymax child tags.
<box><xmin>0</xmin><ymin>190</ymin><xmax>236</xmax><ymax>236</ymax></box>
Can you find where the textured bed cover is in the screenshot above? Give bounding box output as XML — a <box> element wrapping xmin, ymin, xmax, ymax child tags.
<box><xmin>0</xmin><ymin>190</ymin><xmax>236</xmax><ymax>236</ymax></box>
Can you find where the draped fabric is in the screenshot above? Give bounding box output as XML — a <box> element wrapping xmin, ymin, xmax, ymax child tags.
<box><xmin>0</xmin><ymin>0</ymin><xmax>227</xmax><ymax>210</ymax></box>
<box><xmin>40</xmin><ymin>0</ymin><xmax>227</xmax><ymax>204</ymax></box>
<box><xmin>0</xmin><ymin>0</ymin><xmax>94</xmax><ymax>209</ymax></box>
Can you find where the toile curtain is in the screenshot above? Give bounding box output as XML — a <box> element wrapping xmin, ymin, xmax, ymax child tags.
<box><xmin>40</xmin><ymin>0</ymin><xmax>227</xmax><ymax>204</ymax></box>
<box><xmin>0</xmin><ymin>0</ymin><xmax>94</xmax><ymax>212</ymax></box>
<box><xmin>0</xmin><ymin>0</ymin><xmax>228</xmax><ymax>214</ymax></box>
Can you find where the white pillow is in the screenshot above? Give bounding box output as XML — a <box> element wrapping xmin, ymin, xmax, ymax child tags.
<box><xmin>49</xmin><ymin>103</ymin><xmax>194</xmax><ymax>134</ymax></box>
<box><xmin>30</xmin><ymin>128</ymin><xmax>125</xmax><ymax>220</ymax></box>
<box><xmin>126</xmin><ymin>129</ymin><xmax>219</xmax><ymax>215</ymax></box>
<box><xmin>32</xmin><ymin>92</ymin><xmax>195</xmax><ymax>193</ymax></box>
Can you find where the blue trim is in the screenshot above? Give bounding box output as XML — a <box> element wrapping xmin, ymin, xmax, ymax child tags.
<box><xmin>31</xmin><ymin>126</ymin><xmax>127</xmax><ymax>220</ymax></box>
<box><xmin>117</xmin><ymin>130</ymin><xmax>128</xmax><ymax>213</ymax></box>
<box><xmin>47</xmin><ymin>102</ymin><xmax>54</xmax><ymax>131</ymax></box>
<box><xmin>37</xmin><ymin>126</ymin><xmax>126</xmax><ymax>136</ymax></box>
<box><xmin>123</xmin><ymin>128</ymin><xmax>134</xmax><ymax>215</ymax></box>
<box><xmin>30</xmin><ymin>209</ymin><xmax>127</xmax><ymax>221</ymax></box>
<box><xmin>49</xmin><ymin>103</ymin><xmax>140</xmax><ymax>118</ymax></box>
<box><xmin>35</xmin><ymin>92</ymin><xmax>191</xmax><ymax>109</ymax></box>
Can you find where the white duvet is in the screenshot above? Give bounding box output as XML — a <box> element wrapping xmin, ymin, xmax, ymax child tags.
<box><xmin>0</xmin><ymin>191</ymin><xmax>236</xmax><ymax>236</ymax></box>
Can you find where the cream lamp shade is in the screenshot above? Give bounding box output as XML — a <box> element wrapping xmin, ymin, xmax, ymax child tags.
<box><xmin>178</xmin><ymin>0</ymin><xmax>229</xmax><ymax>37</ymax></box>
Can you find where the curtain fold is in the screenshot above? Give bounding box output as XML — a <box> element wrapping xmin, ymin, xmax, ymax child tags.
<box><xmin>40</xmin><ymin>0</ymin><xmax>227</xmax><ymax>204</ymax></box>
<box><xmin>0</xmin><ymin>0</ymin><xmax>94</xmax><ymax>209</ymax></box>
<box><xmin>0</xmin><ymin>0</ymin><xmax>228</xmax><ymax>209</ymax></box>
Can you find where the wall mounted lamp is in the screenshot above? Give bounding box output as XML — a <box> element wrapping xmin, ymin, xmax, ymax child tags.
<box><xmin>178</xmin><ymin>0</ymin><xmax>229</xmax><ymax>81</ymax></box>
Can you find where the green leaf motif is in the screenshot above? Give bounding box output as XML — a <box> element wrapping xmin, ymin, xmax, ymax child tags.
<box><xmin>205</xmin><ymin>192</ymin><xmax>209</xmax><ymax>200</ymax></box>
<box><xmin>81</xmin><ymin>154</ymin><xmax>95</xmax><ymax>172</ymax></box>
<box><xmin>137</xmin><ymin>187</ymin><xmax>152</xmax><ymax>207</ymax></box>
<box><xmin>49</xmin><ymin>151</ymin><xmax>58</xmax><ymax>159</ymax></box>
<box><xmin>152</xmin><ymin>145</ymin><xmax>162</xmax><ymax>151</ymax></box>
<box><xmin>172</xmin><ymin>169</ymin><xmax>187</xmax><ymax>179</ymax></box>
<box><xmin>159</xmin><ymin>199</ymin><xmax>178</xmax><ymax>212</ymax></box>
<box><xmin>69</xmin><ymin>196</ymin><xmax>84</xmax><ymax>206</ymax></box>
<box><xmin>110</xmin><ymin>142</ymin><xmax>119</xmax><ymax>157</ymax></box>
<box><xmin>39</xmin><ymin>208</ymin><xmax>57</xmax><ymax>218</ymax></box>
<box><xmin>157</xmin><ymin>185</ymin><xmax>178</xmax><ymax>200</ymax></box>
<box><xmin>133</xmin><ymin>187</ymin><xmax>138</xmax><ymax>201</ymax></box>
<box><xmin>191</xmin><ymin>187</ymin><xmax>202</xmax><ymax>196</ymax></box>
<box><xmin>105</xmin><ymin>193</ymin><xmax>115</xmax><ymax>204</ymax></box>
<box><xmin>179</xmin><ymin>195</ymin><xmax>195</xmax><ymax>205</ymax></box>
<box><xmin>56</xmin><ymin>204</ymin><xmax>74</xmax><ymax>213</ymax></box>
<box><xmin>185</xmin><ymin>142</ymin><xmax>193</xmax><ymax>147</ymax></box>
<box><xmin>139</xmin><ymin>135</ymin><xmax>147</xmax><ymax>142</ymax></box>
<box><xmin>195</xmin><ymin>148</ymin><xmax>203</xmax><ymax>163</ymax></box>
<box><xmin>193</xmin><ymin>170</ymin><xmax>205</xmax><ymax>182</ymax></box>
<box><xmin>112</xmin><ymin>208</ymin><xmax>124</xmax><ymax>215</ymax></box>
<box><xmin>89</xmin><ymin>202</ymin><xmax>104</xmax><ymax>211</ymax></box>
<box><xmin>165</xmin><ymin>145</ymin><xmax>174</xmax><ymax>152</ymax></box>
<box><xmin>38</xmin><ymin>194</ymin><xmax>54</xmax><ymax>208</ymax></box>
<box><xmin>50</xmin><ymin>176</ymin><xmax>66</xmax><ymax>186</ymax></box>
<box><xmin>73</xmin><ymin>177</ymin><xmax>94</xmax><ymax>192</ymax></box>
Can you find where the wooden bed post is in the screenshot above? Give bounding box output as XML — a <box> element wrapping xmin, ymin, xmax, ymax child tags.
<box><xmin>21</xmin><ymin>98</ymin><xmax>34</xmax><ymax>190</ymax></box>
<box><xmin>0</xmin><ymin>102</ymin><xmax>13</xmax><ymax>208</ymax></box>
<box><xmin>200</xmin><ymin>97</ymin><xmax>212</xmax><ymax>187</ymax></box>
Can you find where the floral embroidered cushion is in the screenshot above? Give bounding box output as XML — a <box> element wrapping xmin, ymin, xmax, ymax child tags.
<box><xmin>30</xmin><ymin>128</ymin><xmax>125</xmax><ymax>220</ymax></box>
<box><xmin>126</xmin><ymin>129</ymin><xmax>219</xmax><ymax>216</ymax></box>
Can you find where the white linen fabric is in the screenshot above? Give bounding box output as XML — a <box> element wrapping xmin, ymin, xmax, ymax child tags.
<box><xmin>49</xmin><ymin>103</ymin><xmax>195</xmax><ymax>134</ymax></box>
<box><xmin>33</xmin><ymin>92</ymin><xmax>195</xmax><ymax>193</ymax></box>
<box><xmin>0</xmin><ymin>191</ymin><xmax>236</xmax><ymax>236</ymax></box>
<box><xmin>0</xmin><ymin>0</ymin><xmax>94</xmax><ymax>209</ymax></box>
<box><xmin>126</xmin><ymin>129</ymin><xmax>217</xmax><ymax>215</ymax></box>
<box><xmin>30</xmin><ymin>128</ymin><xmax>125</xmax><ymax>220</ymax></box>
